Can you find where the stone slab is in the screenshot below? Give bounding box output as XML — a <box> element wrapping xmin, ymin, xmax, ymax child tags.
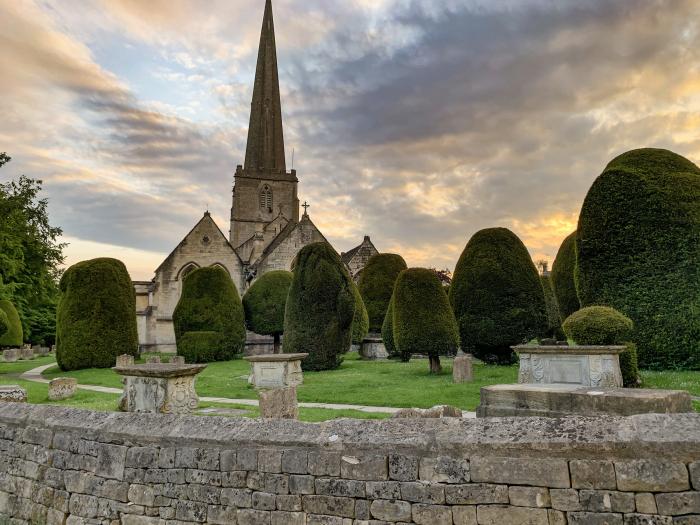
<box><xmin>259</xmin><ymin>386</ymin><xmax>298</xmax><ymax>419</ymax></box>
<box><xmin>0</xmin><ymin>385</ymin><xmax>27</xmax><ymax>403</ymax></box>
<box><xmin>453</xmin><ymin>354</ymin><xmax>473</xmax><ymax>383</ymax></box>
<box><xmin>477</xmin><ymin>384</ymin><xmax>693</xmax><ymax>418</ymax></box>
<box><xmin>113</xmin><ymin>363</ymin><xmax>206</xmax><ymax>378</ymax></box>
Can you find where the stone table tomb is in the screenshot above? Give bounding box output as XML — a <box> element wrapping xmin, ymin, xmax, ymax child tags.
<box><xmin>359</xmin><ymin>336</ymin><xmax>388</xmax><ymax>360</ymax></box>
<box><xmin>2</xmin><ymin>349</ymin><xmax>19</xmax><ymax>363</ymax></box>
<box><xmin>244</xmin><ymin>353</ymin><xmax>308</xmax><ymax>389</ymax></box>
<box><xmin>113</xmin><ymin>362</ymin><xmax>206</xmax><ymax>414</ymax></box>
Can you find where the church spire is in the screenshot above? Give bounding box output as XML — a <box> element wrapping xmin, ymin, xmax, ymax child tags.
<box><xmin>244</xmin><ymin>0</ymin><xmax>286</xmax><ymax>173</ymax></box>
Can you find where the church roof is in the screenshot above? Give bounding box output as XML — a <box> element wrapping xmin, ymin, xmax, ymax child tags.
<box><xmin>252</xmin><ymin>213</ymin><xmax>330</xmax><ymax>269</ymax></box>
<box><xmin>341</xmin><ymin>236</ymin><xmax>377</xmax><ymax>265</ymax></box>
<box><xmin>244</xmin><ymin>0</ymin><xmax>286</xmax><ymax>175</ymax></box>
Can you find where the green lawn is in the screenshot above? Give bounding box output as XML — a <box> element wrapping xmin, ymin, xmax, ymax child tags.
<box><xmin>4</xmin><ymin>352</ymin><xmax>700</xmax><ymax>418</ymax></box>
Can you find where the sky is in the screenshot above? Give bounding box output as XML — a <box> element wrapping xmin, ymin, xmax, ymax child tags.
<box><xmin>1</xmin><ymin>0</ymin><xmax>700</xmax><ymax>280</ymax></box>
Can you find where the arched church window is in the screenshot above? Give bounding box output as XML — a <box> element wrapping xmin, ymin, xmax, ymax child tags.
<box><xmin>259</xmin><ymin>185</ymin><xmax>273</xmax><ymax>213</ymax></box>
<box><xmin>210</xmin><ymin>263</ymin><xmax>230</xmax><ymax>276</ymax></box>
<box><xmin>179</xmin><ymin>262</ymin><xmax>199</xmax><ymax>281</ymax></box>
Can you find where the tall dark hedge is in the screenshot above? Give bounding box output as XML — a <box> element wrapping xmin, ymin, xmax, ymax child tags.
<box><xmin>449</xmin><ymin>228</ymin><xmax>548</xmax><ymax>363</ymax></box>
<box><xmin>576</xmin><ymin>148</ymin><xmax>700</xmax><ymax>369</ymax></box>
<box><xmin>351</xmin><ymin>283</ymin><xmax>369</xmax><ymax>345</ymax></box>
<box><xmin>540</xmin><ymin>274</ymin><xmax>562</xmax><ymax>338</ymax></box>
<box><xmin>393</xmin><ymin>268</ymin><xmax>459</xmax><ymax>373</ymax></box>
<box><xmin>358</xmin><ymin>253</ymin><xmax>408</xmax><ymax>333</ymax></box>
<box><xmin>0</xmin><ymin>300</ymin><xmax>22</xmax><ymax>347</ymax></box>
<box><xmin>242</xmin><ymin>270</ymin><xmax>292</xmax><ymax>353</ymax></box>
<box><xmin>0</xmin><ymin>308</ymin><xmax>9</xmax><ymax>340</ymax></box>
<box><xmin>381</xmin><ymin>295</ymin><xmax>397</xmax><ymax>358</ymax></box>
<box><xmin>56</xmin><ymin>258</ymin><xmax>137</xmax><ymax>370</ymax></box>
<box><xmin>173</xmin><ymin>266</ymin><xmax>245</xmax><ymax>362</ymax></box>
<box><xmin>551</xmin><ymin>232</ymin><xmax>580</xmax><ymax>320</ymax></box>
<box><xmin>284</xmin><ymin>243</ymin><xmax>355</xmax><ymax>371</ymax></box>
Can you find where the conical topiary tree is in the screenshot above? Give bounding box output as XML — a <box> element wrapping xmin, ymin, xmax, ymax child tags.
<box><xmin>173</xmin><ymin>266</ymin><xmax>245</xmax><ymax>363</ymax></box>
<box><xmin>393</xmin><ymin>268</ymin><xmax>459</xmax><ymax>373</ymax></box>
<box><xmin>541</xmin><ymin>274</ymin><xmax>562</xmax><ymax>338</ymax></box>
<box><xmin>551</xmin><ymin>232</ymin><xmax>579</xmax><ymax>320</ymax></box>
<box><xmin>284</xmin><ymin>242</ymin><xmax>355</xmax><ymax>371</ymax></box>
<box><xmin>381</xmin><ymin>294</ymin><xmax>398</xmax><ymax>358</ymax></box>
<box><xmin>449</xmin><ymin>228</ymin><xmax>548</xmax><ymax>363</ymax></box>
<box><xmin>358</xmin><ymin>253</ymin><xmax>408</xmax><ymax>333</ymax></box>
<box><xmin>0</xmin><ymin>308</ymin><xmax>8</xmax><ymax>341</ymax></box>
<box><xmin>0</xmin><ymin>299</ymin><xmax>23</xmax><ymax>348</ymax></box>
<box><xmin>56</xmin><ymin>258</ymin><xmax>138</xmax><ymax>370</ymax></box>
<box><xmin>242</xmin><ymin>270</ymin><xmax>293</xmax><ymax>354</ymax></box>
<box><xmin>576</xmin><ymin>148</ymin><xmax>700</xmax><ymax>369</ymax></box>
<box><xmin>351</xmin><ymin>282</ymin><xmax>369</xmax><ymax>346</ymax></box>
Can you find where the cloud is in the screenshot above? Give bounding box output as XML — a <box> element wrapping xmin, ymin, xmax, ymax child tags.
<box><xmin>1</xmin><ymin>0</ymin><xmax>700</xmax><ymax>280</ymax></box>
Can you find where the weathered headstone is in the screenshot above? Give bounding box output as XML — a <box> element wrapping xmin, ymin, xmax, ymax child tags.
<box><xmin>2</xmin><ymin>349</ymin><xmax>19</xmax><ymax>362</ymax></box>
<box><xmin>20</xmin><ymin>347</ymin><xmax>34</xmax><ymax>360</ymax></box>
<box><xmin>147</xmin><ymin>356</ymin><xmax>161</xmax><ymax>364</ymax></box>
<box><xmin>50</xmin><ymin>345</ymin><xmax>56</xmax><ymax>353</ymax></box>
<box><xmin>393</xmin><ymin>405</ymin><xmax>463</xmax><ymax>419</ymax></box>
<box><xmin>0</xmin><ymin>385</ymin><xmax>27</xmax><ymax>403</ymax></box>
<box><xmin>170</xmin><ymin>356</ymin><xmax>185</xmax><ymax>366</ymax></box>
<box><xmin>360</xmin><ymin>336</ymin><xmax>389</xmax><ymax>360</ymax></box>
<box><xmin>114</xmin><ymin>362</ymin><xmax>206</xmax><ymax>414</ymax></box>
<box><xmin>453</xmin><ymin>354</ymin><xmax>473</xmax><ymax>383</ymax></box>
<box><xmin>48</xmin><ymin>377</ymin><xmax>77</xmax><ymax>401</ymax></box>
<box><xmin>116</xmin><ymin>354</ymin><xmax>135</xmax><ymax>367</ymax></box>
<box><xmin>258</xmin><ymin>387</ymin><xmax>299</xmax><ymax>419</ymax></box>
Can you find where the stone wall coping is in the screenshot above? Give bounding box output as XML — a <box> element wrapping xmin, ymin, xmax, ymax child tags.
<box><xmin>244</xmin><ymin>353</ymin><xmax>308</xmax><ymax>363</ymax></box>
<box><xmin>112</xmin><ymin>363</ymin><xmax>207</xmax><ymax>378</ymax></box>
<box><xmin>1</xmin><ymin>404</ymin><xmax>699</xmax><ymax>461</ymax></box>
<box><xmin>513</xmin><ymin>344</ymin><xmax>627</xmax><ymax>355</ymax></box>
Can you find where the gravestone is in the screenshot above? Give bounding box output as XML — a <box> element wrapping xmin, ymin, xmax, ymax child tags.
<box><xmin>0</xmin><ymin>385</ymin><xmax>27</xmax><ymax>403</ymax></box>
<box><xmin>170</xmin><ymin>356</ymin><xmax>185</xmax><ymax>366</ymax></box>
<box><xmin>114</xmin><ymin>362</ymin><xmax>206</xmax><ymax>414</ymax></box>
<box><xmin>258</xmin><ymin>386</ymin><xmax>298</xmax><ymax>419</ymax></box>
<box><xmin>48</xmin><ymin>377</ymin><xmax>77</xmax><ymax>401</ymax></box>
<box><xmin>116</xmin><ymin>354</ymin><xmax>135</xmax><ymax>367</ymax></box>
<box><xmin>453</xmin><ymin>354</ymin><xmax>473</xmax><ymax>383</ymax></box>
<box><xmin>244</xmin><ymin>353</ymin><xmax>307</xmax><ymax>389</ymax></box>
<box><xmin>2</xmin><ymin>349</ymin><xmax>19</xmax><ymax>363</ymax></box>
<box><xmin>19</xmin><ymin>347</ymin><xmax>34</xmax><ymax>360</ymax></box>
<box><xmin>35</xmin><ymin>346</ymin><xmax>50</xmax><ymax>357</ymax></box>
<box><xmin>359</xmin><ymin>336</ymin><xmax>388</xmax><ymax>360</ymax></box>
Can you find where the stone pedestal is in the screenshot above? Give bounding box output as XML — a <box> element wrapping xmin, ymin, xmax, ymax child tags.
<box><xmin>244</xmin><ymin>353</ymin><xmax>308</xmax><ymax>389</ymax></box>
<box><xmin>48</xmin><ymin>377</ymin><xmax>77</xmax><ymax>401</ymax></box>
<box><xmin>477</xmin><ymin>384</ymin><xmax>694</xmax><ymax>418</ymax></box>
<box><xmin>114</xmin><ymin>363</ymin><xmax>206</xmax><ymax>414</ymax></box>
<box><xmin>258</xmin><ymin>386</ymin><xmax>299</xmax><ymax>419</ymax></box>
<box><xmin>19</xmin><ymin>347</ymin><xmax>34</xmax><ymax>360</ymax></box>
<box><xmin>453</xmin><ymin>354</ymin><xmax>473</xmax><ymax>383</ymax></box>
<box><xmin>2</xmin><ymin>349</ymin><xmax>19</xmax><ymax>362</ymax></box>
<box><xmin>116</xmin><ymin>354</ymin><xmax>135</xmax><ymax>367</ymax></box>
<box><xmin>514</xmin><ymin>345</ymin><xmax>626</xmax><ymax>388</ymax></box>
<box><xmin>0</xmin><ymin>385</ymin><xmax>27</xmax><ymax>403</ymax></box>
<box><xmin>359</xmin><ymin>336</ymin><xmax>388</xmax><ymax>360</ymax></box>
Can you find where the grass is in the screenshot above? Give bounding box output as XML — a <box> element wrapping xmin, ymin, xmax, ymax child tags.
<box><xmin>5</xmin><ymin>352</ymin><xmax>700</xmax><ymax>418</ymax></box>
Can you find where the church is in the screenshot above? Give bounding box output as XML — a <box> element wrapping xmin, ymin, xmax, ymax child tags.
<box><xmin>134</xmin><ymin>0</ymin><xmax>378</xmax><ymax>352</ymax></box>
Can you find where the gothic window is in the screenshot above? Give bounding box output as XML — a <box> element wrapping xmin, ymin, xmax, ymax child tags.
<box><xmin>259</xmin><ymin>185</ymin><xmax>273</xmax><ymax>213</ymax></box>
<box><xmin>210</xmin><ymin>263</ymin><xmax>230</xmax><ymax>276</ymax></box>
<box><xmin>179</xmin><ymin>262</ymin><xmax>199</xmax><ymax>281</ymax></box>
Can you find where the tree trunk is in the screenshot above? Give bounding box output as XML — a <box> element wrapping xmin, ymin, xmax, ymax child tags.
<box><xmin>429</xmin><ymin>355</ymin><xmax>442</xmax><ymax>374</ymax></box>
<box><xmin>273</xmin><ymin>334</ymin><xmax>281</xmax><ymax>354</ymax></box>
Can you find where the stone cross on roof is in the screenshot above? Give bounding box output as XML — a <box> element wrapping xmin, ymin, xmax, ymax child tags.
<box><xmin>301</xmin><ymin>201</ymin><xmax>310</xmax><ymax>216</ymax></box>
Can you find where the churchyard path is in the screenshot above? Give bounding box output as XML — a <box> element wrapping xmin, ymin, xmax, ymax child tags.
<box><xmin>21</xmin><ymin>362</ymin><xmax>477</xmax><ymax>417</ymax></box>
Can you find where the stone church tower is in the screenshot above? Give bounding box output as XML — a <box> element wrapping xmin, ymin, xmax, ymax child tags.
<box><xmin>230</xmin><ymin>0</ymin><xmax>299</xmax><ymax>250</ymax></box>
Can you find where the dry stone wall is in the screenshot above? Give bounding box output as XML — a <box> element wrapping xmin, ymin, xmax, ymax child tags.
<box><xmin>0</xmin><ymin>404</ymin><xmax>699</xmax><ymax>524</ymax></box>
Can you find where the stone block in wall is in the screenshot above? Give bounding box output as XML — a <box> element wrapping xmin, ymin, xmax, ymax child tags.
<box><xmin>238</xmin><ymin>508</ymin><xmax>272</xmax><ymax>525</ymax></box>
<box><xmin>412</xmin><ymin>503</ymin><xmax>453</xmax><ymax>524</ymax></box>
<box><xmin>207</xmin><ymin>504</ymin><xmax>238</xmax><ymax>525</ymax></box>
<box><xmin>444</xmin><ymin>483</ymin><xmax>509</xmax><ymax>505</ymax></box>
<box><xmin>400</xmin><ymin>481</ymin><xmax>445</xmax><ymax>504</ymax></box>
<box><xmin>635</xmin><ymin>492</ymin><xmax>658</xmax><ymax>514</ymax></box>
<box><xmin>623</xmin><ymin>514</ymin><xmax>673</xmax><ymax>525</ymax></box>
<box><xmin>276</xmin><ymin>494</ymin><xmax>302</xmax><ymax>512</ymax></box>
<box><xmin>550</xmin><ymin>488</ymin><xmax>582</xmax><ymax>511</ymax></box>
<box><xmin>508</xmin><ymin>486</ymin><xmax>551</xmax><ymax>508</ymax></box>
<box><xmin>615</xmin><ymin>460</ymin><xmax>689</xmax><ymax>492</ymax></box>
<box><xmin>655</xmin><ymin>491</ymin><xmax>700</xmax><ymax>515</ymax></box>
<box><xmin>340</xmin><ymin>454</ymin><xmax>388</xmax><ymax>481</ymax></box>
<box><xmin>272</xmin><ymin>510</ymin><xmax>306</xmax><ymax>525</ymax></box>
<box><xmin>452</xmin><ymin>505</ymin><xmax>477</xmax><ymax>525</ymax></box>
<box><xmin>221</xmin><ymin>487</ymin><xmax>253</xmax><ymax>508</ymax></box>
<box><xmin>259</xmin><ymin>449</ymin><xmax>283</xmax><ymax>473</ymax></box>
<box><xmin>419</xmin><ymin>456</ymin><xmax>470</xmax><ymax>484</ymax></box>
<box><xmin>579</xmin><ymin>490</ymin><xmax>635</xmax><ymax>513</ymax></box>
<box><xmin>264</xmin><ymin>473</ymin><xmax>289</xmax><ymax>494</ymax></box>
<box><xmin>252</xmin><ymin>491</ymin><xmax>277</xmax><ymax>511</ymax></box>
<box><xmin>389</xmin><ymin>454</ymin><xmax>418</xmax><ymax>481</ymax></box>
<box><xmin>471</xmin><ymin>457</ymin><xmax>570</xmax><ymax>488</ymax></box>
<box><xmin>570</xmin><ymin>460</ymin><xmax>617</xmax><ymax>489</ymax></box>
<box><xmin>302</xmin><ymin>495</ymin><xmax>355</xmax><ymax>518</ymax></box>
<box><xmin>289</xmin><ymin>475</ymin><xmax>315</xmax><ymax>495</ymax></box>
<box><xmin>95</xmin><ymin>443</ymin><xmax>127</xmax><ymax>480</ymax></box>
<box><xmin>476</xmin><ymin>504</ymin><xmax>549</xmax><ymax>525</ymax></box>
<box><xmin>548</xmin><ymin>509</ymin><xmax>567</xmax><ymax>525</ymax></box>
<box><xmin>315</xmin><ymin>478</ymin><xmax>365</xmax><ymax>498</ymax></box>
<box><xmin>568</xmin><ymin>511</ymin><xmax>623</xmax><ymax>524</ymax></box>
<box><xmin>282</xmin><ymin>449</ymin><xmax>308</xmax><ymax>474</ymax></box>
<box><xmin>369</xmin><ymin>498</ymin><xmax>412</xmax><ymax>522</ymax></box>
<box><xmin>365</xmin><ymin>481</ymin><xmax>401</xmax><ymax>500</ymax></box>
<box><xmin>309</xmin><ymin>452</ymin><xmax>341</xmax><ymax>477</ymax></box>
<box><xmin>690</xmin><ymin>462</ymin><xmax>700</xmax><ymax>491</ymax></box>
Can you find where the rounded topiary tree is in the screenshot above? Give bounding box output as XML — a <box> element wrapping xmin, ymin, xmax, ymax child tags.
<box><xmin>393</xmin><ymin>268</ymin><xmax>459</xmax><ymax>373</ymax></box>
<box><xmin>381</xmin><ymin>294</ymin><xmax>398</xmax><ymax>358</ymax></box>
<box><xmin>358</xmin><ymin>253</ymin><xmax>408</xmax><ymax>333</ymax></box>
<box><xmin>576</xmin><ymin>148</ymin><xmax>700</xmax><ymax>369</ymax></box>
<box><xmin>242</xmin><ymin>270</ymin><xmax>293</xmax><ymax>354</ymax></box>
<box><xmin>0</xmin><ymin>308</ymin><xmax>8</xmax><ymax>341</ymax></box>
<box><xmin>173</xmin><ymin>266</ymin><xmax>245</xmax><ymax>363</ymax></box>
<box><xmin>540</xmin><ymin>274</ymin><xmax>562</xmax><ymax>338</ymax></box>
<box><xmin>449</xmin><ymin>228</ymin><xmax>548</xmax><ymax>363</ymax></box>
<box><xmin>562</xmin><ymin>306</ymin><xmax>639</xmax><ymax>386</ymax></box>
<box><xmin>56</xmin><ymin>258</ymin><xmax>138</xmax><ymax>371</ymax></box>
<box><xmin>284</xmin><ymin>242</ymin><xmax>355</xmax><ymax>371</ymax></box>
<box><xmin>351</xmin><ymin>283</ymin><xmax>369</xmax><ymax>346</ymax></box>
<box><xmin>0</xmin><ymin>300</ymin><xmax>23</xmax><ymax>348</ymax></box>
<box><xmin>551</xmin><ymin>232</ymin><xmax>580</xmax><ymax>320</ymax></box>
